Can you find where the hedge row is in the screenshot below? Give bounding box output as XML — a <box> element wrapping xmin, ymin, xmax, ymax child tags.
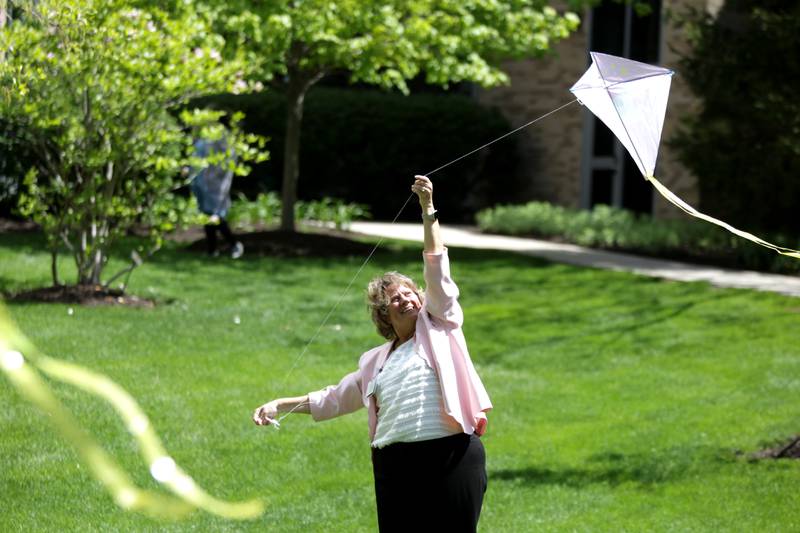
<box><xmin>227</xmin><ymin>192</ymin><xmax>370</xmax><ymax>231</ymax></box>
<box><xmin>477</xmin><ymin>202</ymin><xmax>800</xmax><ymax>274</ymax></box>
<box><xmin>197</xmin><ymin>87</ymin><xmax>524</xmax><ymax>222</ymax></box>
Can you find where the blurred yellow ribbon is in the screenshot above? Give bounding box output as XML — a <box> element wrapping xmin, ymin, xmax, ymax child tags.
<box><xmin>0</xmin><ymin>303</ymin><xmax>264</xmax><ymax>520</ymax></box>
<box><xmin>647</xmin><ymin>175</ymin><xmax>800</xmax><ymax>260</ymax></box>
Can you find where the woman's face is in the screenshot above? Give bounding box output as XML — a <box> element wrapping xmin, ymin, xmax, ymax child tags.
<box><xmin>385</xmin><ymin>283</ymin><xmax>421</xmax><ymax>332</ymax></box>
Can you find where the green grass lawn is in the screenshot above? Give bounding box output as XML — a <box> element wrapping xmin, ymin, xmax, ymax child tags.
<box><xmin>1</xmin><ymin>230</ymin><xmax>799</xmax><ymax>532</ymax></box>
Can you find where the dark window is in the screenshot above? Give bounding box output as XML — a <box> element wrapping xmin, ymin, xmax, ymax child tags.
<box><xmin>590</xmin><ymin>1</ymin><xmax>625</xmax><ymax>57</ymax></box>
<box><xmin>622</xmin><ymin>156</ymin><xmax>653</xmax><ymax>214</ymax></box>
<box><xmin>630</xmin><ymin>0</ymin><xmax>662</xmax><ymax>63</ymax></box>
<box><xmin>586</xmin><ymin>0</ymin><xmax>661</xmax><ymax>213</ymax></box>
<box><xmin>591</xmin><ymin>169</ymin><xmax>614</xmax><ymax>207</ymax></box>
<box><xmin>593</xmin><ymin>122</ymin><xmax>615</xmax><ymax>157</ymax></box>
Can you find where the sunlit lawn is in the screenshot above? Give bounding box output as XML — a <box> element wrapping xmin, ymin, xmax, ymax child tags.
<box><xmin>1</xmin><ymin>230</ymin><xmax>799</xmax><ymax>531</ymax></box>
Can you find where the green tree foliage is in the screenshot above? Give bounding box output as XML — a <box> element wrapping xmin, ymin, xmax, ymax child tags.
<box><xmin>0</xmin><ymin>0</ymin><xmax>266</xmax><ymax>288</ymax></box>
<box><xmin>671</xmin><ymin>1</ymin><xmax>800</xmax><ymax>234</ymax></box>
<box><xmin>209</xmin><ymin>0</ymin><xmax>582</xmax><ymax>231</ymax></box>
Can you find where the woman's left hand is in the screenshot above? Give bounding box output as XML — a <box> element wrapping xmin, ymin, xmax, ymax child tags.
<box><xmin>253</xmin><ymin>400</ymin><xmax>280</xmax><ymax>426</ymax></box>
<box><xmin>412</xmin><ymin>175</ymin><xmax>434</xmax><ymax>210</ymax></box>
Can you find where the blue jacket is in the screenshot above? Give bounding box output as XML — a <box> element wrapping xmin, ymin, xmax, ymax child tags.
<box><xmin>190</xmin><ymin>138</ymin><xmax>233</xmax><ymax>217</ymax></box>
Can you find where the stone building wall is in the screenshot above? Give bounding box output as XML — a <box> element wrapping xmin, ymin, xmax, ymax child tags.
<box><xmin>653</xmin><ymin>4</ymin><xmax>703</xmax><ymax>219</ymax></box>
<box><xmin>477</xmin><ymin>29</ymin><xmax>588</xmax><ymax>209</ymax></box>
<box><xmin>477</xmin><ymin>1</ymin><xmax>709</xmax><ymax>219</ymax></box>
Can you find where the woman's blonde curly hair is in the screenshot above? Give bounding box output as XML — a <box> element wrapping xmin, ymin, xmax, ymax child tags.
<box><xmin>366</xmin><ymin>272</ymin><xmax>424</xmax><ymax>340</ymax></box>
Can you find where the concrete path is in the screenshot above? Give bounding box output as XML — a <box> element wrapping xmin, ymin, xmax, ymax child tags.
<box><xmin>349</xmin><ymin>222</ymin><xmax>800</xmax><ymax>298</ymax></box>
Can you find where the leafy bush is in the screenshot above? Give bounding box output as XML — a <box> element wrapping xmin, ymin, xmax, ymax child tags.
<box><xmin>295</xmin><ymin>197</ymin><xmax>371</xmax><ymax>231</ymax></box>
<box><xmin>477</xmin><ymin>202</ymin><xmax>800</xmax><ymax>274</ymax></box>
<box><xmin>0</xmin><ymin>120</ymin><xmax>35</xmax><ymax>218</ymax></box>
<box><xmin>227</xmin><ymin>193</ymin><xmax>370</xmax><ymax>231</ymax></box>
<box><xmin>0</xmin><ymin>1</ymin><xmax>265</xmax><ymax>288</ymax></box>
<box><xmin>227</xmin><ymin>193</ymin><xmax>282</xmax><ymax>229</ymax></box>
<box><xmin>197</xmin><ymin>87</ymin><xmax>523</xmax><ymax>223</ymax></box>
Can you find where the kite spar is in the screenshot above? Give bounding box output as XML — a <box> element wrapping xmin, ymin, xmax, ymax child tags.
<box><xmin>570</xmin><ymin>51</ymin><xmax>800</xmax><ymax>259</ymax></box>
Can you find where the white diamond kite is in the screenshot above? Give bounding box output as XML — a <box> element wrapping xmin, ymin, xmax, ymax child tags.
<box><xmin>570</xmin><ymin>51</ymin><xmax>800</xmax><ymax>259</ymax></box>
<box><xmin>570</xmin><ymin>51</ymin><xmax>673</xmax><ymax>179</ymax></box>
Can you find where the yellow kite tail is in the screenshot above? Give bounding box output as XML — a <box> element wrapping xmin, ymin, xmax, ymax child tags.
<box><xmin>0</xmin><ymin>303</ymin><xmax>265</xmax><ymax>520</ymax></box>
<box><xmin>646</xmin><ymin>175</ymin><xmax>800</xmax><ymax>260</ymax></box>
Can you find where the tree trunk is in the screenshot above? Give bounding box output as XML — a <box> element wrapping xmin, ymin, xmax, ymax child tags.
<box><xmin>279</xmin><ymin>61</ymin><xmax>325</xmax><ymax>232</ymax></box>
<box><xmin>76</xmin><ymin>228</ymin><xmax>100</xmax><ymax>286</ymax></box>
<box><xmin>91</xmin><ymin>248</ymin><xmax>103</xmax><ymax>286</ymax></box>
<box><xmin>50</xmin><ymin>250</ymin><xmax>60</xmax><ymax>287</ymax></box>
<box><xmin>77</xmin><ymin>229</ymin><xmax>89</xmax><ymax>285</ymax></box>
<box><xmin>280</xmin><ymin>78</ymin><xmax>306</xmax><ymax>232</ymax></box>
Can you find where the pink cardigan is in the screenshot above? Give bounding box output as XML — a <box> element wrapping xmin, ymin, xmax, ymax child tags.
<box><xmin>308</xmin><ymin>249</ymin><xmax>492</xmax><ymax>441</ymax></box>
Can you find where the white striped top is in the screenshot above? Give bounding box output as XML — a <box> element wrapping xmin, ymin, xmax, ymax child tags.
<box><xmin>370</xmin><ymin>338</ymin><xmax>462</xmax><ymax>449</ymax></box>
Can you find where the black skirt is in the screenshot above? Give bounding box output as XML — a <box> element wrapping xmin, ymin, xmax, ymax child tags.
<box><xmin>370</xmin><ymin>433</ymin><xmax>487</xmax><ymax>532</ymax></box>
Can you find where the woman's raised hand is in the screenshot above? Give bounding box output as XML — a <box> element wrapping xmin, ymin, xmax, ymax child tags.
<box><xmin>412</xmin><ymin>175</ymin><xmax>434</xmax><ymax>211</ymax></box>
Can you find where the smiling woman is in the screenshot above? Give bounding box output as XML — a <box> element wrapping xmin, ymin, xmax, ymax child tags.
<box><xmin>253</xmin><ymin>175</ymin><xmax>492</xmax><ymax>532</ymax></box>
<box><xmin>366</xmin><ymin>273</ymin><xmax>423</xmax><ymax>343</ymax></box>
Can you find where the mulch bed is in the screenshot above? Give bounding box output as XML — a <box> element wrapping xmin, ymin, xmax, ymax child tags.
<box><xmin>4</xmin><ymin>284</ymin><xmax>155</xmax><ymax>308</ymax></box>
<box><xmin>1</xmin><ymin>222</ymin><xmax>381</xmax><ymax>307</ymax></box>
<box><xmin>751</xmin><ymin>435</ymin><xmax>800</xmax><ymax>460</ymax></box>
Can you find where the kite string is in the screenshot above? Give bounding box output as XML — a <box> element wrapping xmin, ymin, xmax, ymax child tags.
<box><xmin>276</xmin><ymin>192</ymin><xmax>417</xmax><ymax>391</ymax></box>
<box><xmin>276</xmin><ymin>399</ymin><xmax>311</xmax><ymax>424</ymax></box>
<box><xmin>424</xmin><ymin>99</ymin><xmax>578</xmax><ymax>176</ymax></box>
<box><xmin>273</xmin><ymin>98</ymin><xmax>578</xmax><ymax>406</ymax></box>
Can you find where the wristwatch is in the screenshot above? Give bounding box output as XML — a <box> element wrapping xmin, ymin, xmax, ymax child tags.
<box><xmin>422</xmin><ymin>209</ymin><xmax>438</xmax><ymax>222</ymax></box>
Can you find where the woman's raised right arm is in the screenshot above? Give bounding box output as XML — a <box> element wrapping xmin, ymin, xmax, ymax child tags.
<box><xmin>412</xmin><ymin>175</ymin><xmax>443</xmax><ymax>254</ymax></box>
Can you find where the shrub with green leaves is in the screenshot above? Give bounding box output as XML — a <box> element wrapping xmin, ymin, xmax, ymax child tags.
<box><xmin>0</xmin><ymin>0</ymin><xmax>266</xmax><ymax>288</ymax></box>
<box><xmin>227</xmin><ymin>192</ymin><xmax>370</xmax><ymax>231</ymax></box>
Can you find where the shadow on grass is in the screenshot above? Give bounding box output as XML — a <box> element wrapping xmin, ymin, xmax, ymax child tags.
<box><xmin>0</xmin><ymin>228</ymin><xmax>731</xmax><ymax>318</ymax></box>
<box><xmin>491</xmin><ymin>447</ymin><xmax>732</xmax><ymax>488</ymax></box>
<box><xmin>0</xmin><ymin>227</ymin><xmax>578</xmax><ymax>283</ymax></box>
<box><xmin>147</xmin><ymin>236</ymin><xmax>555</xmax><ymax>275</ymax></box>
<box><xmin>473</xmin><ymin>283</ymin><xmax>741</xmax><ymax>367</ymax></box>
<box><xmin>0</xmin><ymin>275</ymin><xmax>39</xmax><ymax>294</ymax></box>
<box><xmin>0</xmin><ymin>231</ymin><xmax>47</xmax><ymax>254</ymax></box>
<box><xmin>543</xmin><ymin>293</ymin><xmax>735</xmax><ymax>354</ymax></box>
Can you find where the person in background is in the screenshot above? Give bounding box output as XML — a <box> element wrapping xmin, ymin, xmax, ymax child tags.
<box><xmin>253</xmin><ymin>175</ymin><xmax>491</xmax><ymax>532</ymax></box>
<box><xmin>190</xmin><ymin>135</ymin><xmax>244</xmax><ymax>259</ymax></box>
